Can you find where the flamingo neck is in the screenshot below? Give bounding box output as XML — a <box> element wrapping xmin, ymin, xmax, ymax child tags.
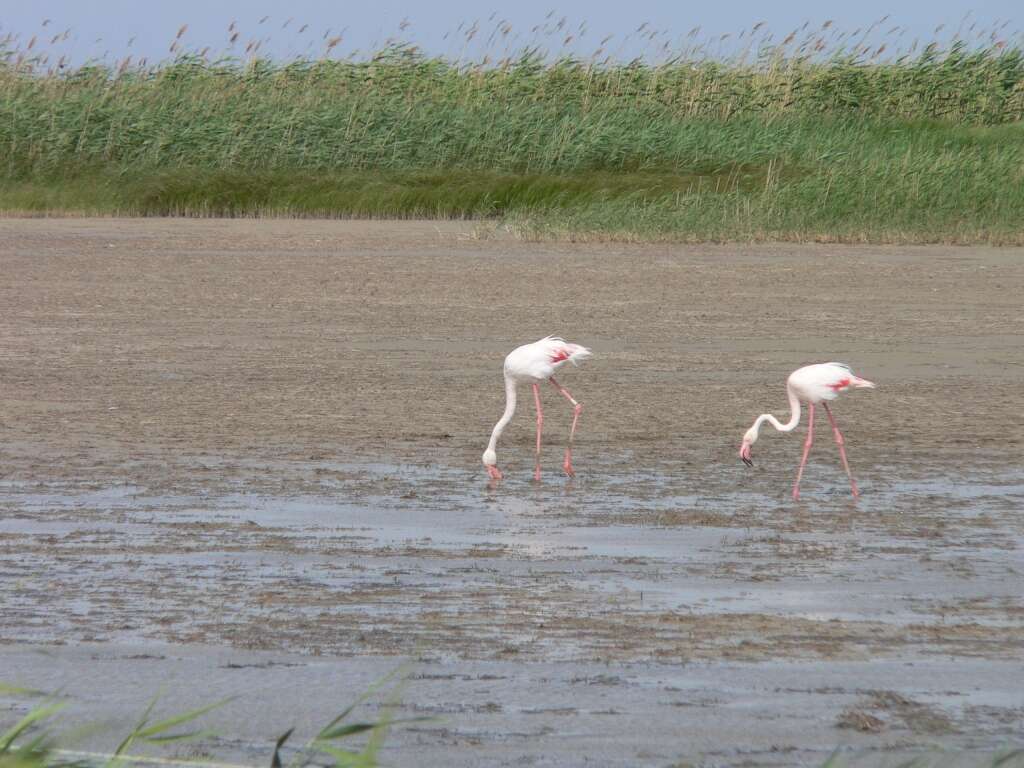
<box><xmin>485</xmin><ymin>375</ymin><xmax>518</xmax><ymax>456</ymax></box>
<box><xmin>750</xmin><ymin>384</ymin><xmax>802</xmax><ymax>440</ymax></box>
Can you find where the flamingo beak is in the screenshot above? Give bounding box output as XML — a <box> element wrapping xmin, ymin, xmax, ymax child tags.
<box><xmin>739</xmin><ymin>442</ymin><xmax>754</xmax><ymax>467</ymax></box>
<box><xmin>486</xmin><ymin>465</ymin><xmax>503</xmax><ymax>481</ymax></box>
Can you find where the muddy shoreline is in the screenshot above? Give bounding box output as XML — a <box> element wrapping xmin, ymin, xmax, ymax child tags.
<box><xmin>2</xmin><ymin>219</ymin><xmax>1022</xmax><ymax>765</ymax></box>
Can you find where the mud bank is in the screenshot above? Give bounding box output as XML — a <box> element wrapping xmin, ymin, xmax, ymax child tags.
<box><xmin>2</xmin><ymin>219</ymin><xmax>1022</xmax><ymax>766</ymax></box>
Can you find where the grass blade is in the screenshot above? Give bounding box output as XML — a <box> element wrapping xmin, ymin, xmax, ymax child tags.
<box><xmin>0</xmin><ymin>702</ymin><xmax>67</xmax><ymax>754</ymax></box>
<box><xmin>270</xmin><ymin>726</ymin><xmax>294</xmax><ymax>768</ymax></box>
<box><xmin>134</xmin><ymin>699</ymin><xmax>231</xmax><ymax>740</ymax></box>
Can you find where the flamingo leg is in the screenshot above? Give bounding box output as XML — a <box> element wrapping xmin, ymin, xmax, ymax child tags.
<box><xmin>532</xmin><ymin>383</ymin><xmax>543</xmax><ymax>482</ymax></box>
<box><xmin>549</xmin><ymin>377</ymin><xmax>583</xmax><ymax>477</ymax></box>
<box><xmin>792</xmin><ymin>403</ymin><xmax>815</xmax><ymax>501</ymax></box>
<box><xmin>823</xmin><ymin>403</ymin><xmax>859</xmax><ymax>498</ymax></box>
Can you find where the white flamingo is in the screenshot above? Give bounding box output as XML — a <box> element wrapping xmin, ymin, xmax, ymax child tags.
<box><xmin>739</xmin><ymin>362</ymin><xmax>876</xmax><ymax>499</ymax></box>
<box><xmin>482</xmin><ymin>336</ymin><xmax>592</xmax><ymax>481</ymax></box>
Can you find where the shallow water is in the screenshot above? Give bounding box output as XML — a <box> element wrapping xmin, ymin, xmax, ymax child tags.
<box><xmin>2</xmin><ymin>459</ymin><xmax>1022</xmax><ymax>654</ymax></box>
<box><xmin>2</xmin><ymin>457</ymin><xmax>1023</xmax><ymax>768</ymax></box>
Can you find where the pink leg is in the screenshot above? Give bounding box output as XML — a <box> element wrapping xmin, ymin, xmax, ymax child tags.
<box><xmin>792</xmin><ymin>403</ymin><xmax>815</xmax><ymax>501</ymax></box>
<box><xmin>823</xmin><ymin>403</ymin><xmax>859</xmax><ymax>498</ymax></box>
<box><xmin>549</xmin><ymin>377</ymin><xmax>583</xmax><ymax>477</ymax></box>
<box><xmin>532</xmin><ymin>383</ymin><xmax>543</xmax><ymax>482</ymax></box>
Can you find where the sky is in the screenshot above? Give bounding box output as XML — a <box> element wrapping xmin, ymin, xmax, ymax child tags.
<box><xmin>1</xmin><ymin>0</ymin><xmax>1020</xmax><ymax>66</ymax></box>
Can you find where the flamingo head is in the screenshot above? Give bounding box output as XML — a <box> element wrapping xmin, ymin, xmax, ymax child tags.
<box><xmin>482</xmin><ymin>449</ymin><xmax>502</xmax><ymax>480</ymax></box>
<box><xmin>739</xmin><ymin>427</ymin><xmax>758</xmax><ymax>467</ymax></box>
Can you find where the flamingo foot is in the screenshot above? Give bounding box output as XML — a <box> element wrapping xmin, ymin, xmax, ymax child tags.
<box><xmin>533</xmin><ymin>465</ymin><xmax>542</xmax><ymax>482</ymax></box>
<box><xmin>486</xmin><ymin>465</ymin><xmax>503</xmax><ymax>481</ymax></box>
<box><xmin>792</xmin><ymin>486</ymin><xmax>801</xmax><ymax>501</ymax></box>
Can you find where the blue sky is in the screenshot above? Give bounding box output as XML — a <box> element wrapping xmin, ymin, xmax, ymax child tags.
<box><xmin>2</xmin><ymin>1</ymin><xmax>1020</xmax><ymax>65</ymax></box>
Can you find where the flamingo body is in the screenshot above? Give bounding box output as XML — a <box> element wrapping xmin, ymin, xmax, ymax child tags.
<box><xmin>504</xmin><ymin>336</ymin><xmax>591</xmax><ymax>384</ymax></box>
<box><xmin>786</xmin><ymin>362</ymin><xmax>868</xmax><ymax>404</ymax></box>
<box><xmin>739</xmin><ymin>362</ymin><xmax>875</xmax><ymax>499</ymax></box>
<box><xmin>483</xmin><ymin>337</ymin><xmax>592</xmax><ymax>480</ymax></box>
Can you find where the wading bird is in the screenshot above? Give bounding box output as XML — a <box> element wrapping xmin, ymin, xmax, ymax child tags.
<box><xmin>482</xmin><ymin>336</ymin><xmax>592</xmax><ymax>481</ymax></box>
<box><xmin>739</xmin><ymin>363</ymin><xmax>876</xmax><ymax>500</ymax></box>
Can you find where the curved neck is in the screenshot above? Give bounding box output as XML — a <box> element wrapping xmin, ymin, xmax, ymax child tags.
<box><xmin>751</xmin><ymin>384</ymin><xmax>802</xmax><ymax>439</ymax></box>
<box><xmin>485</xmin><ymin>375</ymin><xmax>518</xmax><ymax>454</ymax></box>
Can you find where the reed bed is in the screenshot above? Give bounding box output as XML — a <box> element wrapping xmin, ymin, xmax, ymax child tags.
<box><xmin>1</xmin><ymin>21</ymin><xmax>1023</xmax><ymax>242</ymax></box>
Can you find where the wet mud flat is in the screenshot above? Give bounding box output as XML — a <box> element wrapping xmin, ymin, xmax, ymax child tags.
<box><xmin>1</xmin><ymin>219</ymin><xmax>1023</xmax><ymax>766</ymax></box>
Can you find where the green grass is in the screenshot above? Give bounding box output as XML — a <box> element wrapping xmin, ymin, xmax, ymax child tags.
<box><xmin>2</xmin><ymin>39</ymin><xmax>1023</xmax><ymax>242</ymax></box>
<box><xmin>0</xmin><ymin>671</ymin><xmax>420</xmax><ymax>768</ymax></box>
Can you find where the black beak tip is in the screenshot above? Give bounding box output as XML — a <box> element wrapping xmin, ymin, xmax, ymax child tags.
<box><xmin>742</xmin><ymin>457</ymin><xmax>753</xmax><ymax>467</ymax></box>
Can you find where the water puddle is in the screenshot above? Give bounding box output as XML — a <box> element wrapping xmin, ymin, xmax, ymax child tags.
<box><xmin>1</xmin><ymin>458</ymin><xmax>1021</xmax><ymax>659</ymax></box>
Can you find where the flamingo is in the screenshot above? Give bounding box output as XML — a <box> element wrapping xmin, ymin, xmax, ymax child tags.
<box><xmin>482</xmin><ymin>336</ymin><xmax>592</xmax><ymax>481</ymax></box>
<box><xmin>739</xmin><ymin>362</ymin><xmax>876</xmax><ymax>500</ymax></box>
